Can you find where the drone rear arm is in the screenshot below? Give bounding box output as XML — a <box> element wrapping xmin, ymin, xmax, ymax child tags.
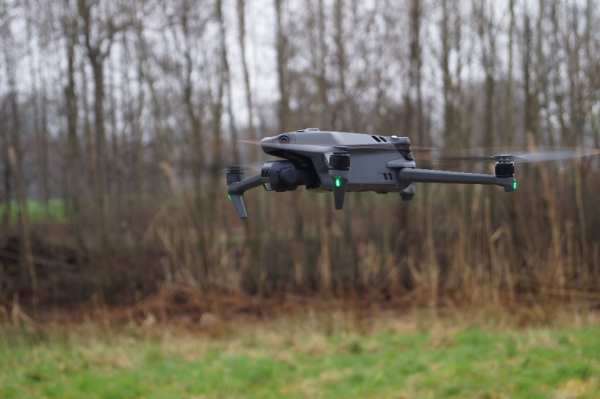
<box><xmin>398</xmin><ymin>168</ymin><xmax>515</xmax><ymax>192</ymax></box>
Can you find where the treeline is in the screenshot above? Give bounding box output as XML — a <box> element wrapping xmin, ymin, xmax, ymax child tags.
<box><xmin>0</xmin><ymin>0</ymin><xmax>599</xmax><ymax>309</ymax></box>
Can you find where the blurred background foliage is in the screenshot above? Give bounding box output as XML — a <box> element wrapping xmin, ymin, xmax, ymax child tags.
<box><xmin>0</xmin><ymin>0</ymin><xmax>599</xmax><ymax>312</ymax></box>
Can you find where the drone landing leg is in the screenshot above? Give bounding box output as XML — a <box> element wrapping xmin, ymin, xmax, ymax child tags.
<box><xmin>328</xmin><ymin>151</ymin><xmax>350</xmax><ymax>210</ymax></box>
<box><xmin>328</xmin><ymin>170</ymin><xmax>349</xmax><ymax>210</ymax></box>
<box><xmin>400</xmin><ymin>184</ymin><xmax>416</xmax><ymax>201</ymax></box>
<box><xmin>229</xmin><ymin>195</ymin><xmax>248</xmax><ymax>219</ymax></box>
<box><xmin>226</xmin><ymin>173</ymin><xmax>263</xmax><ymax>219</ymax></box>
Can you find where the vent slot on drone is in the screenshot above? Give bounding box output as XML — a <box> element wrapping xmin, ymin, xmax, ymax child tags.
<box><xmin>371</xmin><ymin>136</ymin><xmax>381</xmax><ymax>142</ymax></box>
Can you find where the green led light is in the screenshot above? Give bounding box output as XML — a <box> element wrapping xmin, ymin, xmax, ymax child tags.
<box><xmin>334</xmin><ymin>177</ymin><xmax>341</xmax><ymax>188</ymax></box>
<box><xmin>228</xmin><ymin>195</ymin><xmax>232</xmax><ymax>201</ymax></box>
<box><xmin>513</xmin><ymin>181</ymin><xmax>517</xmax><ymax>190</ymax></box>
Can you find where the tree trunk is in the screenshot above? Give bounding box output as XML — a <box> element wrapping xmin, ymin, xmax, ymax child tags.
<box><xmin>65</xmin><ymin>25</ymin><xmax>86</xmax><ymax>262</ymax></box>
<box><xmin>25</xmin><ymin>0</ymin><xmax>50</xmax><ymax>220</ymax></box>
<box><xmin>1</xmin><ymin>114</ymin><xmax>12</xmax><ymax>227</ymax></box>
<box><xmin>90</xmin><ymin>57</ymin><xmax>112</xmax><ymax>290</ymax></box>
<box><xmin>216</xmin><ymin>0</ymin><xmax>239</xmax><ymax>165</ymax></box>
<box><xmin>506</xmin><ymin>0</ymin><xmax>515</xmax><ymax>146</ymax></box>
<box><xmin>3</xmin><ymin>45</ymin><xmax>38</xmax><ymax>307</ymax></box>
<box><xmin>441</xmin><ymin>0</ymin><xmax>454</xmax><ymax>143</ymax></box>
<box><xmin>179</xmin><ymin>3</ymin><xmax>209</xmax><ymax>282</ymax></box>
<box><xmin>408</xmin><ymin>0</ymin><xmax>424</xmax><ymax>146</ymax></box>
<box><xmin>275</xmin><ymin>0</ymin><xmax>305</xmax><ymax>293</ymax></box>
<box><xmin>237</xmin><ymin>0</ymin><xmax>256</xmax><ymax>147</ymax></box>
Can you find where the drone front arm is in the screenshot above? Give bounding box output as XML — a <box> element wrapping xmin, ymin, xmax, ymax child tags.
<box><xmin>227</xmin><ymin>174</ymin><xmax>263</xmax><ymax>195</ymax></box>
<box><xmin>398</xmin><ymin>168</ymin><xmax>516</xmax><ymax>192</ymax></box>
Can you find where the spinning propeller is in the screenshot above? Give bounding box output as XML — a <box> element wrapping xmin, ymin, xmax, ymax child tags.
<box><xmin>415</xmin><ymin>148</ymin><xmax>600</xmax><ymax>164</ymax></box>
<box><xmin>240</xmin><ymin>139</ymin><xmax>599</xmax><ymax>166</ymax></box>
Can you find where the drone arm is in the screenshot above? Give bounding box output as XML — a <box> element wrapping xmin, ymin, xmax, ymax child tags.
<box><xmin>227</xmin><ymin>174</ymin><xmax>263</xmax><ymax>195</ymax></box>
<box><xmin>398</xmin><ymin>168</ymin><xmax>515</xmax><ymax>191</ymax></box>
<box><xmin>227</xmin><ymin>174</ymin><xmax>263</xmax><ymax>219</ymax></box>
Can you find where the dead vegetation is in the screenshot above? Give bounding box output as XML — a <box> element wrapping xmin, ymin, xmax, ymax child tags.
<box><xmin>0</xmin><ymin>0</ymin><xmax>599</xmax><ymax>317</ymax></box>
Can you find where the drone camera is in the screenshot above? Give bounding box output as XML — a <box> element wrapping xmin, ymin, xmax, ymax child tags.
<box><xmin>261</xmin><ymin>160</ymin><xmax>313</xmax><ymax>192</ymax></box>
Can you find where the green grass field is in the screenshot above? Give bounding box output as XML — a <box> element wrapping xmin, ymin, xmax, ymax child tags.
<box><xmin>1</xmin><ymin>311</ymin><xmax>599</xmax><ymax>399</ymax></box>
<box><xmin>0</xmin><ymin>199</ymin><xmax>66</xmax><ymax>224</ymax></box>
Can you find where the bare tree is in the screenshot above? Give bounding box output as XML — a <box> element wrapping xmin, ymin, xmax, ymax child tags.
<box><xmin>24</xmin><ymin>0</ymin><xmax>50</xmax><ymax>219</ymax></box>
<box><xmin>216</xmin><ymin>0</ymin><xmax>239</xmax><ymax>165</ymax></box>
<box><xmin>440</xmin><ymin>0</ymin><xmax>454</xmax><ymax>143</ymax></box>
<box><xmin>179</xmin><ymin>0</ymin><xmax>205</xmax><ymax>196</ymax></box>
<box><xmin>521</xmin><ymin>6</ymin><xmax>535</xmax><ymax>141</ymax></box>
<box><xmin>407</xmin><ymin>0</ymin><xmax>425</xmax><ymax>146</ymax></box>
<box><xmin>2</xmin><ymin>18</ymin><xmax>38</xmax><ymax>306</ymax></box>
<box><xmin>475</xmin><ymin>0</ymin><xmax>496</xmax><ymax>149</ymax></box>
<box><xmin>236</xmin><ymin>0</ymin><xmax>255</xmax><ymax>146</ymax></box>
<box><xmin>62</xmin><ymin>0</ymin><xmax>85</xmax><ymax>261</ymax></box>
<box><xmin>506</xmin><ymin>0</ymin><xmax>515</xmax><ymax>146</ymax></box>
<box><xmin>78</xmin><ymin>0</ymin><xmax>129</xmax><ymax>290</ymax></box>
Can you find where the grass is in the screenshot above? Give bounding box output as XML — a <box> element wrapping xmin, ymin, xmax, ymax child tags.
<box><xmin>1</xmin><ymin>309</ymin><xmax>599</xmax><ymax>398</ymax></box>
<box><xmin>0</xmin><ymin>199</ymin><xmax>66</xmax><ymax>224</ymax></box>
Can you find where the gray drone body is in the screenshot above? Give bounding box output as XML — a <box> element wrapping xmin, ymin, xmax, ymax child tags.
<box><xmin>226</xmin><ymin>129</ymin><xmax>517</xmax><ymax>219</ymax></box>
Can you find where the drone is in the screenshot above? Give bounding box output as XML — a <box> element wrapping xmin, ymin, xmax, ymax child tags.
<box><xmin>226</xmin><ymin>128</ymin><xmax>596</xmax><ymax>219</ymax></box>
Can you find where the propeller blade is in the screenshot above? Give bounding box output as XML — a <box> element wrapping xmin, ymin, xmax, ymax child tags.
<box><xmin>199</xmin><ymin>161</ymin><xmax>264</xmax><ymax>173</ymax></box>
<box><xmin>414</xmin><ymin>154</ymin><xmax>494</xmax><ymax>162</ymax></box>
<box><xmin>240</xmin><ymin>139</ymin><xmax>599</xmax><ymax>163</ymax></box>
<box><xmin>239</xmin><ymin>139</ymin><xmax>332</xmax><ymax>152</ymax></box>
<box><xmin>416</xmin><ymin>147</ymin><xmax>600</xmax><ymax>164</ymax></box>
<box><xmin>511</xmin><ymin>149</ymin><xmax>600</xmax><ymax>163</ymax></box>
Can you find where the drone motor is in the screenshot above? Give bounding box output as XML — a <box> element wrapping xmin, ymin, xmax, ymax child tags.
<box><xmin>226</xmin><ymin>166</ymin><xmax>245</xmax><ymax>185</ymax></box>
<box><xmin>495</xmin><ymin>162</ymin><xmax>515</xmax><ymax>178</ymax></box>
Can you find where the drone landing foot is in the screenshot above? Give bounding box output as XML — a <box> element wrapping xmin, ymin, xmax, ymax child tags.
<box><xmin>400</xmin><ymin>184</ymin><xmax>416</xmax><ymax>201</ymax></box>
<box><xmin>229</xmin><ymin>194</ymin><xmax>248</xmax><ymax>219</ymax></box>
